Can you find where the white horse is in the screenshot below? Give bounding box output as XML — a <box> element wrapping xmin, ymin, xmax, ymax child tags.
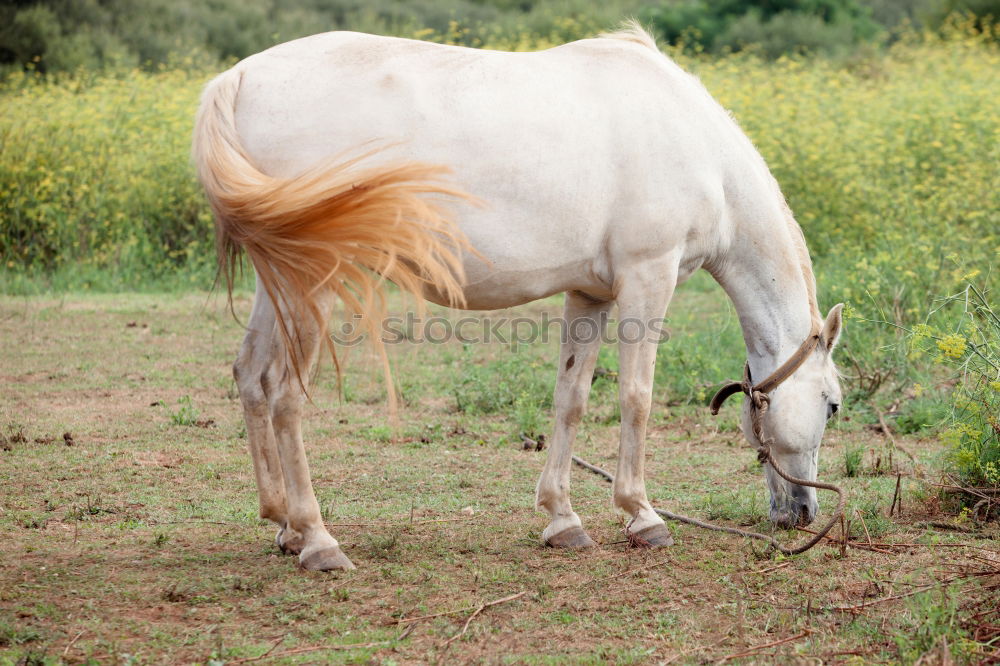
<box><xmin>193</xmin><ymin>23</ymin><xmax>843</xmax><ymax>571</ymax></box>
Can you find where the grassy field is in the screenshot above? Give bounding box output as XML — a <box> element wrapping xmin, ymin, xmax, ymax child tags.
<box><xmin>1</xmin><ymin>284</ymin><xmax>998</xmax><ymax>664</ymax></box>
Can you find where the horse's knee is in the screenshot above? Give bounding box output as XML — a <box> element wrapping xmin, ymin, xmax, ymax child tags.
<box><xmin>619</xmin><ymin>382</ymin><xmax>651</xmax><ymax>424</ymax></box>
<box><xmin>555</xmin><ymin>384</ymin><xmax>590</xmax><ymax>425</ymax></box>
<box><xmin>555</xmin><ymin>397</ymin><xmax>585</xmax><ymax>426</ymax></box>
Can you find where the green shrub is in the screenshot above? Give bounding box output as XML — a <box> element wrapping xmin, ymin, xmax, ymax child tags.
<box><xmin>452</xmin><ymin>347</ymin><xmax>553</xmax><ymax>416</ymax></box>
<box><xmin>642</xmin><ymin>0</ymin><xmax>881</xmax><ymax>55</ymax></box>
<box><xmin>0</xmin><ymin>66</ymin><xmax>215</xmax><ymax>291</ymax></box>
<box><xmin>715</xmin><ymin>9</ymin><xmax>868</xmax><ymax>57</ymax></box>
<box><xmin>923</xmin><ymin>0</ymin><xmax>1000</xmax><ymax>34</ymax></box>
<box><xmin>170</xmin><ymin>395</ymin><xmax>199</xmax><ymax>426</ymax></box>
<box><xmin>907</xmin><ymin>284</ymin><xmax>999</xmax><ymax>491</ymax></box>
<box><xmin>892</xmin><ymin>585</ymin><xmax>970</xmax><ymax>662</ymax></box>
<box><xmin>0</xmin><ymin>0</ymin><xmax>643</xmax><ymax>74</ymax></box>
<box><xmin>895</xmin><ymin>395</ymin><xmax>951</xmax><ymax>434</ymax></box>
<box><xmin>0</xmin><ymin>620</ymin><xmax>42</xmax><ymax>647</ymax></box>
<box><xmin>844</xmin><ymin>445</ymin><xmax>864</xmax><ymax>477</ymax></box>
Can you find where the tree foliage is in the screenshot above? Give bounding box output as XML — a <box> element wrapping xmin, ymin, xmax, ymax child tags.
<box><xmin>640</xmin><ymin>0</ymin><xmax>882</xmax><ymax>55</ymax></box>
<box><xmin>1</xmin><ymin>0</ymin><xmax>998</xmax><ymax>72</ymax></box>
<box><xmin>0</xmin><ymin>0</ymin><xmax>637</xmax><ymax>73</ymax></box>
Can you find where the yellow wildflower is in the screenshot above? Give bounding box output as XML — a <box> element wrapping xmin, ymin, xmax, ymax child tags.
<box><xmin>937</xmin><ymin>334</ymin><xmax>966</xmax><ymax>359</ymax></box>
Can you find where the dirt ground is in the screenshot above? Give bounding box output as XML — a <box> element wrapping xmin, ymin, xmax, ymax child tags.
<box><xmin>1</xmin><ymin>291</ymin><xmax>997</xmax><ymax>664</ymax></box>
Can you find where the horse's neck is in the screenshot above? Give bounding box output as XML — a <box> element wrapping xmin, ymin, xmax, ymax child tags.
<box><xmin>711</xmin><ymin>209</ymin><xmax>820</xmax><ymax>379</ymax></box>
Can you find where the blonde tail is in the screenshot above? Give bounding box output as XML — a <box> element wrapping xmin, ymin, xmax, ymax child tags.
<box><xmin>192</xmin><ymin>68</ymin><xmax>471</xmax><ymax>407</ymax></box>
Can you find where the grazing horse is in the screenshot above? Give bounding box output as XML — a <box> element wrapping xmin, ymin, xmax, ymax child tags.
<box><xmin>193</xmin><ymin>23</ymin><xmax>843</xmax><ymax>571</ymax></box>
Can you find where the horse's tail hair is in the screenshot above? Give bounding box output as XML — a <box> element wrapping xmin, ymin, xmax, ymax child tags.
<box><xmin>192</xmin><ymin>67</ymin><xmax>471</xmax><ymax>406</ymax></box>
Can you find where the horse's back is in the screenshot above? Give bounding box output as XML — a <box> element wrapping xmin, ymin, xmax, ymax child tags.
<box><xmin>234</xmin><ymin>31</ymin><xmax>727</xmax><ymax>173</ymax></box>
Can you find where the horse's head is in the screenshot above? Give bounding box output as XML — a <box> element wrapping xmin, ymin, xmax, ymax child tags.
<box><xmin>744</xmin><ymin>304</ymin><xmax>843</xmax><ymax>528</ymax></box>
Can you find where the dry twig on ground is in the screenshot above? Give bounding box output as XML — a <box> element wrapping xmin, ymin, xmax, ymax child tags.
<box><xmin>720</xmin><ymin>629</ymin><xmax>812</xmax><ymax>661</ymax></box>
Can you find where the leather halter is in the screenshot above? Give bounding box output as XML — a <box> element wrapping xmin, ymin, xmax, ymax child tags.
<box><xmin>693</xmin><ymin>326</ymin><xmax>848</xmax><ymax>555</ymax></box>
<box><xmin>709</xmin><ymin>329</ymin><xmax>822</xmax><ymax>452</ymax></box>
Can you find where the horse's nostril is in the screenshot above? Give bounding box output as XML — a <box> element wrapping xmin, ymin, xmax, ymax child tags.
<box><xmin>798</xmin><ymin>503</ymin><xmax>810</xmax><ymax>526</ymax></box>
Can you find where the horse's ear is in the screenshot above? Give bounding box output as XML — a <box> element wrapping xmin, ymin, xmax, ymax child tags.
<box><xmin>821</xmin><ymin>303</ymin><xmax>844</xmax><ymax>352</ymax></box>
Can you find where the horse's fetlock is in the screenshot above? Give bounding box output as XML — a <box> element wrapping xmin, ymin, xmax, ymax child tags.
<box><xmin>259</xmin><ymin>501</ymin><xmax>286</xmax><ymax>524</ymax></box>
<box><xmin>534</xmin><ymin>486</ymin><xmax>555</xmax><ymax>511</ymax></box>
<box><xmin>613</xmin><ymin>486</ymin><xmax>647</xmax><ymax>515</ymax></box>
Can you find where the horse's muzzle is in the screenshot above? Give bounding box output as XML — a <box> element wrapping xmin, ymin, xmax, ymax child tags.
<box><xmin>769</xmin><ymin>489</ymin><xmax>817</xmax><ymax>529</ymax></box>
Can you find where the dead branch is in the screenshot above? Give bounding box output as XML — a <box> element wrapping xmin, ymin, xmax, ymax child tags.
<box><xmin>228</xmin><ymin>635</ymin><xmax>285</xmax><ymax>664</ymax></box>
<box><xmin>794</xmin><ymin>526</ymin><xmax>895</xmax><ymax>554</ymax></box>
<box><xmin>570</xmin><ymin>557</ymin><xmax>675</xmax><ymax>588</ymax></box>
<box><xmin>929</xmin><ymin>482</ymin><xmax>1000</xmax><ymax>499</ymax></box>
<box><xmin>720</xmin><ymin>629</ymin><xmax>812</xmax><ymax>661</ymax></box>
<box><xmin>228</xmin><ymin>627</ymin><xmax>412</xmax><ymax>665</ymax></box>
<box><xmin>876</xmin><ymin>408</ymin><xmax>917</xmax><ymax>462</ymax></box>
<box><xmin>748</xmin><ymin>561</ymin><xmax>791</xmax><ymax>576</ymax></box>
<box><xmin>662</xmin><ymin>632</ymin><xmax>734</xmax><ymax>665</ymax></box>
<box><xmin>825</xmin><ymin>582</ymin><xmax>954</xmax><ymax>614</ymax></box>
<box><xmin>436</xmin><ymin>591</ymin><xmax>527</xmax><ymax>658</ymax></box>
<box><xmin>856</xmin><ymin>509</ymin><xmax>874</xmax><ymax>547</ymax></box>
<box><xmin>62</xmin><ymin>630</ymin><xmax>85</xmax><ymax>657</ymax></box>
<box><xmin>917</xmin><ymin>521</ymin><xmax>980</xmax><ymax>534</ymax></box>
<box><xmin>890</xmin><ymin>473</ymin><xmax>903</xmax><ymax>517</ymax></box>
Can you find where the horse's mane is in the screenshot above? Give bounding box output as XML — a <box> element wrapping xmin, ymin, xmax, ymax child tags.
<box><xmin>782</xmin><ymin>201</ymin><xmax>822</xmax><ymax>325</ymax></box>
<box><xmin>599</xmin><ymin>20</ymin><xmax>659</xmax><ymax>52</ymax></box>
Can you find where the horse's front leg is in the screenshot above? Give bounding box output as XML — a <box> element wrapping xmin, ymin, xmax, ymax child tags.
<box><xmin>235</xmin><ymin>284</ymin><xmax>352</xmax><ymax>571</ymax></box>
<box><xmin>612</xmin><ymin>259</ymin><xmax>678</xmax><ymax>546</ymax></box>
<box><xmin>536</xmin><ymin>291</ymin><xmax>612</xmax><ymax>548</ymax></box>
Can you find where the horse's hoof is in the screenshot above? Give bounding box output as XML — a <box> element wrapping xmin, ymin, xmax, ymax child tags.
<box><xmin>300</xmin><ymin>547</ymin><xmax>356</xmax><ymax>571</ymax></box>
<box><xmin>275</xmin><ymin>527</ymin><xmax>306</xmax><ymax>556</ymax></box>
<box><xmin>545</xmin><ymin>526</ymin><xmax>597</xmax><ymax>549</ymax></box>
<box><xmin>630</xmin><ymin>523</ymin><xmax>674</xmax><ymax>547</ymax></box>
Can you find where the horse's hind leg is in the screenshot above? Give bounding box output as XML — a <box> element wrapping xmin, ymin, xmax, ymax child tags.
<box><xmin>234</xmin><ymin>282</ymin><xmax>352</xmax><ymax>570</ymax></box>
<box><xmin>233</xmin><ymin>284</ymin><xmax>291</xmax><ymax>542</ymax></box>
<box><xmin>264</xmin><ymin>293</ymin><xmax>354</xmax><ymax>571</ymax></box>
<box><xmin>612</xmin><ymin>259</ymin><xmax>678</xmax><ymax>546</ymax></box>
<box><xmin>536</xmin><ymin>291</ymin><xmax>612</xmax><ymax>548</ymax></box>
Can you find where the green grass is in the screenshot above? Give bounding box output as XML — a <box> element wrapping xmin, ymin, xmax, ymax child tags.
<box><xmin>843</xmin><ymin>444</ymin><xmax>865</xmax><ymax>477</ymax></box>
<box><xmin>168</xmin><ymin>395</ymin><xmax>200</xmax><ymax>426</ymax></box>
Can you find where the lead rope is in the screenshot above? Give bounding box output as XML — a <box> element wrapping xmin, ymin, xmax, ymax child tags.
<box><xmin>573</xmin><ymin>332</ymin><xmax>846</xmax><ymax>556</ymax></box>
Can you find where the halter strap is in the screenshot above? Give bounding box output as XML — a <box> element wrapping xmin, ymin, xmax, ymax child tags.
<box><xmin>709</xmin><ymin>329</ymin><xmax>822</xmax><ymax>416</ymax></box>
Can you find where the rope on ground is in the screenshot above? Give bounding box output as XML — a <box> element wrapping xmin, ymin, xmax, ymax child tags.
<box><xmin>572</xmin><ymin>451</ymin><xmax>845</xmax><ymax>556</ymax></box>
